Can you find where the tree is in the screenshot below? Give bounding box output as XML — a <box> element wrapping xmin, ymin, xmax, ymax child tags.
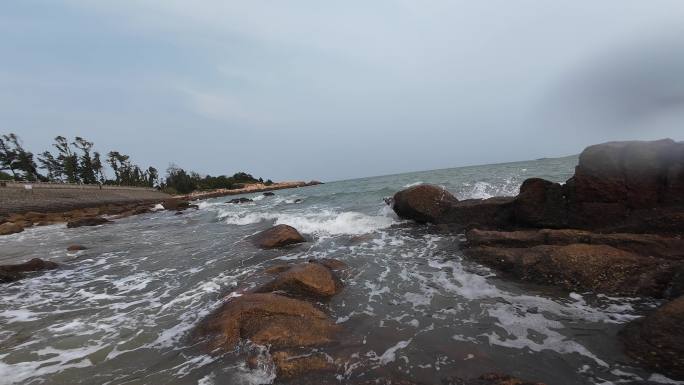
<box><xmin>92</xmin><ymin>151</ymin><xmax>105</xmax><ymax>183</ymax></box>
<box><xmin>0</xmin><ymin>134</ymin><xmax>43</xmax><ymax>181</ymax></box>
<box><xmin>73</xmin><ymin>137</ymin><xmax>97</xmax><ymax>184</ymax></box>
<box><xmin>52</xmin><ymin>136</ymin><xmax>79</xmax><ymax>183</ymax></box>
<box><xmin>146</xmin><ymin>166</ymin><xmax>158</xmax><ymax>188</ymax></box>
<box><xmin>164</xmin><ymin>165</ymin><xmax>196</xmax><ymax>194</ymax></box>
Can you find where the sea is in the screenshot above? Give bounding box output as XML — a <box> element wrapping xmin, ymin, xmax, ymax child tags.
<box><xmin>0</xmin><ymin>155</ymin><xmax>678</xmax><ymax>385</ymax></box>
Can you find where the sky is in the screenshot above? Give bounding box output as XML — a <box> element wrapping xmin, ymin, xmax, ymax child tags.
<box><xmin>1</xmin><ymin>1</ymin><xmax>684</xmax><ymax>182</ymax></box>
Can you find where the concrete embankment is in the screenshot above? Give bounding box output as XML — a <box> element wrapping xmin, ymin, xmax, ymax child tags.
<box><xmin>0</xmin><ymin>182</ymin><xmax>170</xmax><ymax>217</ymax></box>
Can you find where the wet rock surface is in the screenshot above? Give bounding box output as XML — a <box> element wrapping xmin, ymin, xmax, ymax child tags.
<box><xmin>228</xmin><ymin>197</ymin><xmax>253</xmax><ymax>204</ymax></box>
<box><xmin>0</xmin><ymin>258</ymin><xmax>59</xmax><ymax>283</ymax></box>
<box><xmin>0</xmin><ymin>222</ymin><xmax>24</xmax><ymax>235</ymax></box>
<box><xmin>194</xmin><ymin>293</ymin><xmax>340</xmax><ymax>352</ymax></box>
<box><xmin>620</xmin><ymin>295</ymin><xmax>684</xmax><ymax>380</ymax></box>
<box><xmin>66</xmin><ymin>244</ymin><xmax>88</xmax><ymax>251</ymax></box>
<box><xmin>392</xmin><ymin>184</ymin><xmax>459</xmax><ymax>224</ymax></box>
<box><xmin>251</xmin><ymin>224</ymin><xmax>306</xmax><ymax>249</ymax></box>
<box><xmin>255</xmin><ymin>261</ymin><xmax>343</xmax><ymax>298</ymax></box>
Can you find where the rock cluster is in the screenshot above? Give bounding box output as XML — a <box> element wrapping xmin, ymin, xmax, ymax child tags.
<box><xmin>389</xmin><ymin>138</ymin><xmax>684</xmax><ymax>379</ymax></box>
<box><xmin>227</xmin><ymin>197</ymin><xmax>253</xmax><ymax>204</ymax></box>
<box><xmin>194</xmin><ymin>258</ymin><xmax>346</xmax><ymax>380</ymax></box>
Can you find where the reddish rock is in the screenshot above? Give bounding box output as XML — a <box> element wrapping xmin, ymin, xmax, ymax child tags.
<box><xmin>256</xmin><ymin>262</ymin><xmax>342</xmax><ymax>298</ymax></box>
<box><xmin>194</xmin><ymin>293</ymin><xmax>340</xmax><ymax>352</ymax></box>
<box><xmin>620</xmin><ymin>295</ymin><xmax>684</xmax><ymax>380</ymax></box>
<box><xmin>0</xmin><ymin>222</ymin><xmax>24</xmax><ymax>236</ymax></box>
<box><xmin>252</xmin><ymin>224</ymin><xmax>305</xmax><ymax>249</ymax></box>
<box><xmin>392</xmin><ymin>184</ymin><xmax>459</xmax><ymax>224</ymax></box>
<box><xmin>466</xmin><ymin>244</ymin><xmax>681</xmax><ymax>298</ymax></box>
<box><xmin>67</xmin><ymin>244</ymin><xmax>87</xmax><ymax>251</ymax></box>
<box><xmin>66</xmin><ymin>216</ymin><xmax>111</xmax><ymax>228</ymax></box>
<box><xmin>272</xmin><ymin>351</ymin><xmax>335</xmax><ymax>378</ymax></box>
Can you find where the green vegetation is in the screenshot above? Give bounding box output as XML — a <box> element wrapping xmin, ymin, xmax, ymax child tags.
<box><xmin>0</xmin><ymin>133</ymin><xmax>271</xmax><ymax>193</ymax></box>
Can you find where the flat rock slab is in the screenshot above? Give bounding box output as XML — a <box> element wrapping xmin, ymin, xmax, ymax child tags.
<box><xmin>251</xmin><ymin>224</ymin><xmax>305</xmax><ymax>249</ymax></box>
<box><xmin>194</xmin><ymin>293</ymin><xmax>340</xmax><ymax>352</ymax></box>
<box><xmin>466</xmin><ymin>244</ymin><xmax>682</xmax><ymax>298</ymax></box>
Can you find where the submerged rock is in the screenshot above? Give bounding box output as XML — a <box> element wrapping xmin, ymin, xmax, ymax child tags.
<box><xmin>194</xmin><ymin>293</ymin><xmax>340</xmax><ymax>352</ymax></box>
<box><xmin>252</xmin><ymin>224</ymin><xmax>305</xmax><ymax>249</ymax></box>
<box><xmin>0</xmin><ymin>222</ymin><xmax>24</xmax><ymax>236</ymax></box>
<box><xmin>444</xmin><ymin>373</ymin><xmax>546</xmax><ymax>385</ymax></box>
<box><xmin>0</xmin><ymin>258</ymin><xmax>59</xmax><ymax>283</ymax></box>
<box><xmin>620</xmin><ymin>295</ymin><xmax>684</xmax><ymax>380</ymax></box>
<box><xmin>392</xmin><ymin>184</ymin><xmax>459</xmax><ymax>224</ymax></box>
<box><xmin>228</xmin><ymin>197</ymin><xmax>253</xmax><ymax>204</ymax></box>
<box><xmin>272</xmin><ymin>351</ymin><xmax>336</xmax><ymax>378</ymax></box>
<box><xmin>66</xmin><ymin>216</ymin><xmax>111</xmax><ymax>228</ymax></box>
<box><xmin>263</xmin><ymin>192</ymin><xmax>275</xmax><ymax>196</ymax></box>
<box><xmin>256</xmin><ymin>262</ymin><xmax>342</xmax><ymax>298</ymax></box>
<box><xmin>67</xmin><ymin>244</ymin><xmax>88</xmax><ymax>251</ymax></box>
<box><xmin>466</xmin><ymin>244</ymin><xmax>681</xmax><ymax>298</ymax></box>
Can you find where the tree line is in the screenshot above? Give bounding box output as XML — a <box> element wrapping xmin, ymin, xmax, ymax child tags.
<box><xmin>0</xmin><ymin>133</ymin><xmax>271</xmax><ymax>193</ymax></box>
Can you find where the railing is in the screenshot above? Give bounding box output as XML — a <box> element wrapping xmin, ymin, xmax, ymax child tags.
<box><xmin>0</xmin><ymin>180</ymin><xmax>158</xmax><ymax>192</ymax></box>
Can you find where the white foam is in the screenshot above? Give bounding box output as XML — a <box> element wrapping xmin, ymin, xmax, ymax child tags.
<box><xmin>403</xmin><ymin>181</ymin><xmax>423</xmax><ymax>188</ymax></box>
<box><xmin>379</xmin><ymin>339</ymin><xmax>412</xmax><ymax>365</ymax></box>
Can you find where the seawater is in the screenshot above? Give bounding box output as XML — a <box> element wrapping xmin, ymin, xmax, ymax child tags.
<box><xmin>0</xmin><ymin>156</ymin><xmax>679</xmax><ymax>385</ymax></box>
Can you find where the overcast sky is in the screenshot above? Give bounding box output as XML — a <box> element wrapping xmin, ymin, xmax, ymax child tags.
<box><xmin>2</xmin><ymin>1</ymin><xmax>684</xmax><ymax>181</ymax></box>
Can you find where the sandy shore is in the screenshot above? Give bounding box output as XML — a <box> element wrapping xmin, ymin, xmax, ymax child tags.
<box><xmin>177</xmin><ymin>181</ymin><xmax>322</xmax><ymax>201</ymax></box>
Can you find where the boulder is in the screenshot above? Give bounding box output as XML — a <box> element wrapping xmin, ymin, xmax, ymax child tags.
<box><xmin>512</xmin><ymin>178</ymin><xmax>567</xmax><ymax>228</ymax></box>
<box><xmin>0</xmin><ymin>222</ymin><xmax>24</xmax><ymax>236</ymax></box>
<box><xmin>442</xmin><ymin>197</ymin><xmax>514</xmax><ymax>230</ymax></box>
<box><xmin>391</xmin><ymin>184</ymin><xmax>459</xmax><ymax>224</ymax></box>
<box><xmin>67</xmin><ymin>244</ymin><xmax>87</xmax><ymax>251</ymax></box>
<box><xmin>252</xmin><ymin>224</ymin><xmax>305</xmax><ymax>249</ymax></box>
<box><xmin>256</xmin><ymin>262</ymin><xmax>342</xmax><ymax>298</ymax></box>
<box><xmin>0</xmin><ymin>258</ymin><xmax>59</xmax><ymax>283</ymax></box>
<box><xmin>466</xmin><ymin>244</ymin><xmax>681</xmax><ymax>298</ymax></box>
<box><xmin>263</xmin><ymin>192</ymin><xmax>275</xmax><ymax>196</ymax></box>
<box><xmin>194</xmin><ymin>293</ymin><xmax>340</xmax><ymax>352</ymax></box>
<box><xmin>620</xmin><ymin>295</ymin><xmax>684</xmax><ymax>380</ymax></box>
<box><xmin>228</xmin><ymin>197</ymin><xmax>253</xmax><ymax>204</ymax></box>
<box><xmin>66</xmin><ymin>216</ymin><xmax>111</xmax><ymax>228</ymax></box>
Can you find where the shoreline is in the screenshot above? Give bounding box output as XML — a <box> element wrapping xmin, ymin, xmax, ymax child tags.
<box><xmin>177</xmin><ymin>180</ymin><xmax>322</xmax><ymax>200</ymax></box>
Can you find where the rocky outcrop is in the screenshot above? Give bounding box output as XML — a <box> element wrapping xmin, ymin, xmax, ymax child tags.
<box><xmin>162</xmin><ymin>199</ymin><xmax>190</xmax><ymax>211</ymax></box>
<box><xmin>0</xmin><ymin>258</ymin><xmax>59</xmax><ymax>283</ymax></box>
<box><xmin>251</xmin><ymin>224</ymin><xmax>306</xmax><ymax>249</ymax></box>
<box><xmin>466</xmin><ymin>244</ymin><xmax>681</xmax><ymax>298</ymax></box>
<box><xmin>194</xmin><ymin>293</ymin><xmax>340</xmax><ymax>352</ymax></box>
<box><xmin>620</xmin><ymin>295</ymin><xmax>684</xmax><ymax>380</ymax></box>
<box><xmin>256</xmin><ymin>261</ymin><xmax>342</xmax><ymax>298</ymax></box>
<box><xmin>390</xmin><ymin>139</ymin><xmax>684</xmax><ymax>233</ymax></box>
<box><xmin>0</xmin><ymin>222</ymin><xmax>24</xmax><ymax>236</ymax></box>
<box><xmin>391</xmin><ymin>184</ymin><xmax>459</xmax><ymax>224</ymax></box>
<box><xmin>66</xmin><ymin>216</ymin><xmax>111</xmax><ymax>228</ymax></box>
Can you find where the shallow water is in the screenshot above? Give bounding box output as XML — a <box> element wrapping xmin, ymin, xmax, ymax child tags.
<box><xmin>0</xmin><ymin>156</ymin><xmax>680</xmax><ymax>385</ymax></box>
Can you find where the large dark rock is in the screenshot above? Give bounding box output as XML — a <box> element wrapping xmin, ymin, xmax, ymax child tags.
<box><xmin>512</xmin><ymin>178</ymin><xmax>567</xmax><ymax>228</ymax></box>
<box><xmin>194</xmin><ymin>293</ymin><xmax>340</xmax><ymax>352</ymax></box>
<box><xmin>0</xmin><ymin>258</ymin><xmax>59</xmax><ymax>283</ymax></box>
<box><xmin>256</xmin><ymin>262</ymin><xmax>342</xmax><ymax>298</ymax></box>
<box><xmin>620</xmin><ymin>295</ymin><xmax>684</xmax><ymax>380</ymax></box>
<box><xmin>392</xmin><ymin>184</ymin><xmax>459</xmax><ymax>224</ymax></box>
<box><xmin>252</xmin><ymin>224</ymin><xmax>305</xmax><ymax>249</ymax></box>
<box><xmin>66</xmin><ymin>216</ymin><xmax>111</xmax><ymax>228</ymax></box>
<box><xmin>466</xmin><ymin>244</ymin><xmax>682</xmax><ymax>298</ymax></box>
<box><xmin>442</xmin><ymin>197</ymin><xmax>514</xmax><ymax>230</ymax></box>
<box><xmin>228</xmin><ymin>197</ymin><xmax>253</xmax><ymax>204</ymax></box>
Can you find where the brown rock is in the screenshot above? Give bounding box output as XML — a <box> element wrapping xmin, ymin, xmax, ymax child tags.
<box><xmin>314</xmin><ymin>258</ymin><xmax>348</xmax><ymax>271</ymax></box>
<box><xmin>466</xmin><ymin>229</ymin><xmax>684</xmax><ymax>261</ymax></box>
<box><xmin>620</xmin><ymin>295</ymin><xmax>684</xmax><ymax>380</ymax></box>
<box><xmin>67</xmin><ymin>244</ymin><xmax>87</xmax><ymax>251</ymax></box>
<box><xmin>442</xmin><ymin>197</ymin><xmax>514</xmax><ymax>230</ymax></box>
<box><xmin>392</xmin><ymin>184</ymin><xmax>459</xmax><ymax>224</ymax></box>
<box><xmin>466</xmin><ymin>244</ymin><xmax>681</xmax><ymax>298</ymax></box>
<box><xmin>513</xmin><ymin>178</ymin><xmax>567</xmax><ymax>228</ymax></box>
<box><xmin>162</xmin><ymin>199</ymin><xmax>190</xmax><ymax>211</ymax></box>
<box><xmin>194</xmin><ymin>293</ymin><xmax>340</xmax><ymax>352</ymax></box>
<box><xmin>256</xmin><ymin>262</ymin><xmax>342</xmax><ymax>298</ymax></box>
<box><xmin>252</xmin><ymin>224</ymin><xmax>305</xmax><ymax>249</ymax></box>
<box><xmin>66</xmin><ymin>216</ymin><xmax>111</xmax><ymax>228</ymax></box>
<box><xmin>272</xmin><ymin>351</ymin><xmax>335</xmax><ymax>378</ymax></box>
<box><xmin>0</xmin><ymin>222</ymin><xmax>24</xmax><ymax>236</ymax></box>
<box><xmin>0</xmin><ymin>258</ymin><xmax>59</xmax><ymax>283</ymax></box>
